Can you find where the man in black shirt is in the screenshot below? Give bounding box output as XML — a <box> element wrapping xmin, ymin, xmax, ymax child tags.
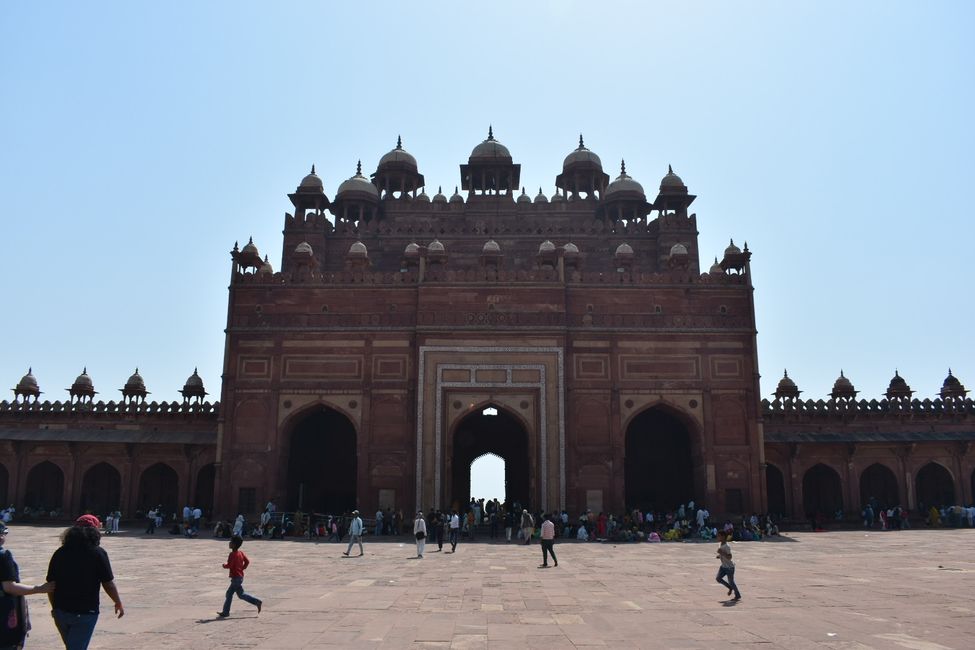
<box><xmin>46</xmin><ymin>515</ymin><xmax>124</xmax><ymax>649</ymax></box>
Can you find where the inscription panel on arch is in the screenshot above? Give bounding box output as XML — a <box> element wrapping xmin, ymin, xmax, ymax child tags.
<box><xmin>282</xmin><ymin>355</ymin><xmax>363</xmax><ymax>380</ymax></box>
<box><xmin>619</xmin><ymin>354</ymin><xmax>700</xmax><ymax>380</ymax></box>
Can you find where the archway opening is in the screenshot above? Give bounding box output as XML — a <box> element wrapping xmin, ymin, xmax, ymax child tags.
<box><xmin>0</xmin><ymin>463</ymin><xmax>8</xmax><ymax>507</ymax></box>
<box><xmin>916</xmin><ymin>462</ymin><xmax>954</xmax><ymax>509</ymax></box>
<box><xmin>80</xmin><ymin>462</ymin><xmax>121</xmax><ymax>518</ymax></box>
<box><xmin>766</xmin><ymin>464</ymin><xmax>787</xmax><ymax>516</ymax></box>
<box><xmin>624</xmin><ymin>408</ymin><xmax>695</xmax><ymax>512</ymax></box>
<box><xmin>859</xmin><ymin>463</ymin><xmax>899</xmax><ymax>510</ymax></box>
<box><xmin>25</xmin><ymin>461</ymin><xmax>64</xmax><ymax>512</ymax></box>
<box><xmin>139</xmin><ymin>463</ymin><xmax>179</xmax><ymax>516</ymax></box>
<box><xmin>286</xmin><ymin>407</ymin><xmax>357</xmax><ymax>514</ymax></box>
<box><xmin>451</xmin><ymin>405</ymin><xmax>528</xmax><ymax>511</ymax></box>
<box><xmin>802</xmin><ymin>463</ymin><xmax>843</xmax><ymax>518</ymax></box>
<box><xmin>470</xmin><ymin>452</ymin><xmax>506</xmax><ymax>503</ymax></box>
<box><xmin>195</xmin><ymin>463</ymin><xmax>216</xmax><ymax>517</ymax></box>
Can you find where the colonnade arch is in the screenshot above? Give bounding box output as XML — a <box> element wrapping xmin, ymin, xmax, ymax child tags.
<box><xmin>139</xmin><ymin>462</ymin><xmax>179</xmax><ymax>515</ymax></box>
<box><xmin>80</xmin><ymin>462</ymin><xmax>121</xmax><ymax>517</ymax></box>
<box><xmin>284</xmin><ymin>405</ymin><xmax>358</xmax><ymax>514</ymax></box>
<box><xmin>859</xmin><ymin>463</ymin><xmax>900</xmax><ymax>509</ymax></box>
<box><xmin>624</xmin><ymin>406</ymin><xmax>698</xmax><ymax>512</ymax></box>
<box><xmin>765</xmin><ymin>464</ymin><xmax>787</xmax><ymax>516</ymax></box>
<box><xmin>916</xmin><ymin>462</ymin><xmax>954</xmax><ymax>509</ymax></box>
<box><xmin>24</xmin><ymin>461</ymin><xmax>65</xmax><ymax>512</ymax></box>
<box><xmin>802</xmin><ymin>463</ymin><xmax>843</xmax><ymax>518</ymax></box>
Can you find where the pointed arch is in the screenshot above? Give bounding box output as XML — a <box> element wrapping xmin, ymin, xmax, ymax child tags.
<box><xmin>916</xmin><ymin>462</ymin><xmax>955</xmax><ymax>508</ymax></box>
<box><xmin>80</xmin><ymin>462</ymin><xmax>121</xmax><ymax>517</ymax></box>
<box><xmin>138</xmin><ymin>462</ymin><xmax>179</xmax><ymax>515</ymax></box>
<box><xmin>624</xmin><ymin>406</ymin><xmax>698</xmax><ymax>511</ymax></box>
<box><xmin>285</xmin><ymin>404</ymin><xmax>357</xmax><ymax>514</ymax></box>
<box><xmin>802</xmin><ymin>463</ymin><xmax>843</xmax><ymax>518</ymax></box>
<box><xmin>25</xmin><ymin>461</ymin><xmax>65</xmax><ymax>511</ymax></box>
<box><xmin>859</xmin><ymin>463</ymin><xmax>900</xmax><ymax>509</ymax></box>
<box><xmin>450</xmin><ymin>403</ymin><xmax>529</xmax><ymax>510</ymax></box>
<box><xmin>765</xmin><ymin>464</ymin><xmax>787</xmax><ymax>516</ymax></box>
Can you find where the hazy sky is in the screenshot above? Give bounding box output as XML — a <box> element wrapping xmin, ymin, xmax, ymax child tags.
<box><xmin>2</xmin><ymin>1</ymin><xmax>972</xmax><ymax>414</ymax></box>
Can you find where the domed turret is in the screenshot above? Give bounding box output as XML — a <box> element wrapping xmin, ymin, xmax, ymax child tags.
<box><xmin>12</xmin><ymin>368</ymin><xmax>41</xmax><ymax>402</ymax></box>
<box><xmin>481</xmin><ymin>240</ymin><xmax>502</xmax><ymax>267</ymax></box>
<box><xmin>346</xmin><ymin>241</ymin><xmax>369</xmax><ymax>270</ymax></box>
<box><xmin>601</xmin><ymin>160</ymin><xmax>650</xmax><ymax>223</ymax></box>
<box><xmin>288</xmin><ymin>164</ymin><xmax>330</xmax><ymax>217</ymax></box>
<box><xmin>539</xmin><ymin>240</ymin><xmax>556</xmax><ymax>254</ymax></box>
<box><xmin>180</xmin><ymin>368</ymin><xmax>208</xmax><ymax>403</ymax></box>
<box><xmin>372</xmin><ymin>135</ymin><xmax>425</xmax><ymax>198</ymax></box>
<box><xmin>415</xmin><ymin>187</ymin><xmax>430</xmax><ymax>202</ymax></box>
<box><xmin>885</xmin><ymin>370</ymin><xmax>914</xmax><ymax>400</ymax></box>
<box><xmin>294</xmin><ymin>242</ymin><xmax>313</xmax><ymax>258</ymax></box>
<box><xmin>428</xmin><ymin>239</ymin><xmax>445</xmax><ymax>254</ymax></box>
<box><xmin>725</xmin><ymin>239</ymin><xmax>741</xmax><ymax>256</ymax></box>
<box><xmin>483</xmin><ymin>240</ymin><xmax>501</xmax><ymax>254</ymax></box>
<box><xmin>709</xmin><ymin>257</ymin><xmax>724</xmax><ymax>275</ymax></box>
<box><xmin>67</xmin><ymin>367</ymin><xmax>97</xmax><ymax>403</ymax></box>
<box><xmin>670</xmin><ymin>243</ymin><xmax>688</xmax><ymax>256</ymax></box>
<box><xmin>534</xmin><ymin>187</ymin><xmax>548</xmax><ymax>204</ymax></box>
<box><xmin>348</xmin><ymin>241</ymin><xmax>368</xmax><ymax>257</ymax></box>
<box><xmin>604</xmin><ymin>160</ymin><xmax>646</xmax><ymax>199</ymax></box>
<box><xmin>551</xmin><ymin>189</ymin><xmax>566</xmax><ymax>203</ymax></box>
<box><xmin>615</xmin><ymin>243</ymin><xmax>634</xmax><ymax>256</ymax></box>
<box><xmin>461</xmin><ymin>126</ymin><xmax>521</xmax><ymax>196</ymax></box>
<box><xmin>830</xmin><ymin>370</ymin><xmax>858</xmax><ymax>400</ymax></box>
<box><xmin>259</xmin><ymin>255</ymin><xmax>274</xmax><ymax>275</ymax></box>
<box><xmin>336</xmin><ymin>161</ymin><xmax>380</xmax><ymax>200</ymax></box>
<box><xmin>774</xmin><ymin>370</ymin><xmax>801</xmax><ymax>400</ymax></box>
<box><xmin>432</xmin><ymin>186</ymin><xmax>447</xmax><ymax>204</ymax></box>
<box><xmin>614</xmin><ymin>242</ymin><xmax>634</xmax><ymax>272</ymax></box>
<box><xmin>298</xmin><ymin>164</ymin><xmax>323</xmax><ymax>192</ymax></box>
<box><xmin>404</xmin><ymin>242</ymin><xmax>420</xmax><ymax>257</ymax></box>
<box><xmin>556</xmin><ymin>134</ymin><xmax>609</xmax><ymax>199</ymax></box>
<box><xmin>427</xmin><ymin>239</ymin><xmax>447</xmax><ymax>266</ymax></box>
<box><xmin>653</xmin><ymin>164</ymin><xmax>696</xmax><ymax>215</ymax></box>
<box><xmin>517</xmin><ymin>187</ymin><xmax>532</xmax><ymax>204</ymax></box>
<box><xmin>333</xmin><ymin>161</ymin><xmax>381</xmax><ymax>224</ymax></box>
<box><xmin>940</xmin><ymin>369</ymin><xmax>969</xmax><ymax>399</ymax></box>
<box><xmin>120</xmin><ymin>368</ymin><xmax>149</xmax><ymax>403</ymax></box>
<box><xmin>449</xmin><ymin>186</ymin><xmax>464</xmax><ymax>204</ymax></box>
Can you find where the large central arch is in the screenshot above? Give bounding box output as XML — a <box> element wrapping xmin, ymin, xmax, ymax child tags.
<box><xmin>624</xmin><ymin>407</ymin><xmax>696</xmax><ymax>511</ymax></box>
<box><xmin>285</xmin><ymin>406</ymin><xmax>357</xmax><ymax>514</ymax></box>
<box><xmin>450</xmin><ymin>405</ymin><xmax>529</xmax><ymax>510</ymax></box>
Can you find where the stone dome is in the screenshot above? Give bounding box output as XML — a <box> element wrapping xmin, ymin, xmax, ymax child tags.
<box><xmin>259</xmin><ymin>255</ymin><xmax>274</xmax><ymax>274</ymax></box>
<box><xmin>378</xmin><ymin>136</ymin><xmax>418</xmax><ymax>169</ymax></box>
<box><xmin>299</xmin><ymin>164</ymin><xmax>323</xmax><ymax>192</ymax></box>
<box><xmin>659</xmin><ymin>164</ymin><xmax>685</xmax><ymax>190</ymax></box>
<box><xmin>483</xmin><ymin>240</ymin><xmax>501</xmax><ymax>253</ymax></box>
<box><xmin>415</xmin><ymin>188</ymin><xmax>430</xmax><ymax>202</ymax></box>
<box><xmin>428</xmin><ymin>239</ymin><xmax>446</xmax><ymax>256</ymax></box>
<box><xmin>336</xmin><ymin>161</ymin><xmax>380</xmax><ymax>199</ymax></box>
<box><xmin>404</xmin><ymin>242</ymin><xmax>420</xmax><ymax>257</ymax></box>
<box><xmin>469</xmin><ymin>126</ymin><xmax>511</xmax><ymax>161</ymax></box>
<box><xmin>432</xmin><ymin>186</ymin><xmax>447</xmax><ymax>204</ymax></box>
<box><xmin>604</xmin><ymin>161</ymin><xmax>646</xmax><ymax>198</ymax></box>
<box><xmin>16</xmin><ymin>368</ymin><xmax>39</xmax><ymax>393</ymax></box>
<box><xmin>563</xmin><ymin>242</ymin><xmax>579</xmax><ymax>255</ymax></box>
<box><xmin>73</xmin><ymin>369</ymin><xmax>93</xmax><ymax>389</ymax></box>
<box><xmin>551</xmin><ymin>189</ymin><xmax>566</xmax><ymax>203</ymax></box>
<box><xmin>449</xmin><ymin>186</ymin><xmax>464</xmax><ymax>204</ymax></box>
<box><xmin>725</xmin><ymin>239</ymin><xmax>741</xmax><ymax>256</ymax></box>
<box><xmin>539</xmin><ymin>240</ymin><xmax>556</xmax><ymax>253</ymax></box>
<box><xmin>886</xmin><ymin>370</ymin><xmax>913</xmax><ymax>398</ymax></box>
<box><xmin>348</xmin><ymin>241</ymin><xmax>368</xmax><ymax>257</ymax></box>
<box><xmin>709</xmin><ymin>257</ymin><xmax>723</xmax><ymax>274</ymax></box>
<box><xmin>774</xmin><ymin>370</ymin><xmax>801</xmax><ymax>399</ymax></box>
<box><xmin>940</xmin><ymin>369</ymin><xmax>969</xmax><ymax>398</ymax></box>
<box><xmin>534</xmin><ymin>187</ymin><xmax>549</xmax><ymax>203</ymax></box>
<box><xmin>124</xmin><ymin>368</ymin><xmax>146</xmax><ymax>392</ymax></box>
<box><xmin>562</xmin><ymin>135</ymin><xmax>602</xmax><ymax>169</ymax></box>
<box><xmin>294</xmin><ymin>242</ymin><xmax>313</xmax><ymax>257</ymax></box>
<box><xmin>615</xmin><ymin>243</ymin><xmax>634</xmax><ymax>256</ymax></box>
<box><xmin>670</xmin><ymin>243</ymin><xmax>688</xmax><ymax>256</ymax></box>
<box><xmin>517</xmin><ymin>187</ymin><xmax>532</xmax><ymax>204</ymax></box>
<box><xmin>831</xmin><ymin>371</ymin><xmax>857</xmax><ymax>398</ymax></box>
<box><xmin>180</xmin><ymin>368</ymin><xmax>207</xmax><ymax>400</ymax></box>
<box><xmin>241</xmin><ymin>237</ymin><xmax>260</xmax><ymax>258</ymax></box>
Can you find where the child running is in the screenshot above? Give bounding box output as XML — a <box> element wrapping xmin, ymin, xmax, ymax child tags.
<box><xmin>217</xmin><ymin>534</ymin><xmax>263</xmax><ymax>617</ymax></box>
<box><xmin>715</xmin><ymin>531</ymin><xmax>741</xmax><ymax>601</ymax></box>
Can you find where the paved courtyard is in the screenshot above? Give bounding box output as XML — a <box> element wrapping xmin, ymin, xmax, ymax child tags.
<box><xmin>4</xmin><ymin>526</ymin><xmax>973</xmax><ymax>649</ymax></box>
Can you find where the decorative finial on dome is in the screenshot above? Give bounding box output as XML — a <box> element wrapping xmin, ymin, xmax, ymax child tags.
<box><xmin>620</xmin><ymin>159</ymin><xmax>626</xmax><ymax>175</ymax></box>
<box><xmin>28</xmin><ymin>366</ymin><xmax>32</xmax><ymax>374</ymax></box>
<box><xmin>454</xmin><ymin>185</ymin><xmax>459</xmax><ymax>193</ymax></box>
<box><xmin>668</xmin><ymin>164</ymin><xmax>673</xmax><ymax>174</ymax></box>
<box><xmin>264</xmin><ymin>254</ymin><xmax>269</xmax><ymax>262</ymax></box>
<box><xmin>784</xmin><ymin>369</ymin><xmax>789</xmax><ymax>377</ymax></box>
<box><xmin>83</xmin><ymin>366</ymin><xmax>87</xmax><ymax>374</ymax></box>
<box><xmin>311</xmin><ymin>164</ymin><xmax>316</xmax><ymax>174</ymax></box>
<box><xmin>248</xmin><ymin>237</ymin><xmax>253</xmax><ymax>245</ymax></box>
<box><xmin>396</xmin><ymin>135</ymin><xmax>402</xmax><ymax>150</ymax></box>
<box><xmin>539</xmin><ymin>186</ymin><xmax>543</xmax><ymax>194</ymax></box>
<box><xmin>840</xmin><ymin>369</ymin><xmax>845</xmax><ymax>378</ymax></box>
<box><xmin>729</xmin><ymin>238</ymin><xmax>735</xmax><ymax>246</ymax></box>
<box><xmin>578</xmin><ymin>134</ymin><xmax>585</xmax><ymax>149</ymax></box>
<box><xmin>356</xmin><ymin>159</ymin><xmax>362</xmax><ymax>175</ymax></box>
<box><xmin>438</xmin><ymin>185</ymin><xmax>442</xmax><ymax>193</ymax></box>
<box><xmin>487</xmin><ymin>125</ymin><xmax>494</xmax><ymax>141</ymax></box>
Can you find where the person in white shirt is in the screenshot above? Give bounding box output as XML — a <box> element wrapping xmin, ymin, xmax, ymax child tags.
<box><xmin>413</xmin><ymin>511</ymin><xmax>427</xmax><ymax>558</ymax></box>
<box><xmin>448</xmin><ymin>511</ymin><xmax>461</xmax><ymax>553</ymax></box>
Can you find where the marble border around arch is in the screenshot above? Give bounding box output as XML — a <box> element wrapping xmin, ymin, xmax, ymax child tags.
<box><xmin>415</xmin><ymin>346</ymin><xmax>565</xmax><ymax>512</ymax></box>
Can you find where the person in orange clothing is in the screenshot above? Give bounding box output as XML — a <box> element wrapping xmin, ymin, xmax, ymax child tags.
<box><xmin>217</xmin><ymin>535</ymin><xmax>262</xmax><ymax>618</ymax></box>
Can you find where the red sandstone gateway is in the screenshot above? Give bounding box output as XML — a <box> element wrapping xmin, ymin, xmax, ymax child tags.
<box><xmin>1</xmin><ymin>131</ymin><xmax>972</xmax><ymax>522</ymax></box>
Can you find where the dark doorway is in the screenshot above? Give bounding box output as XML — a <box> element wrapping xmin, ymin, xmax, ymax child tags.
<box><xmin>802</xmin><ymin>463</ymin><xmax>843</xmax><ymax>518</ymax></box>
<box><xmin>451</xmin><ymin>406</ymin><xmax>529</xmax><ymax>510</ymax></box>
<box><xmin>916</xmin><ymin>462</ymin><xmax>954</xmax><ymax>508</ymax></box>
<box><xmin>286</xmin><ymin>407</ymin><xmax>357</xmax><ymax>514</ymax></box>
<box><xmin>80</xmin><ymin>463</ymin><xmax>121</xmax><ymax>517</ymax></box>
<box><xmin>195</xmin><ymin>464</ymin><xmax>216</xmax><ymax>517</ymax></box>
<box><xmin>624</xmin><ymin>408</ymin><xmax>695</xmax><ymax>511</ymax></box>
<box><xmin>859</xmin><ymin>463</ymin><xmax>899</xmax><ymax>509</ymax></box>
<box><xmin>139</xmin><ymin>463</ymin><xmax>179</xmax><ymax>515</ymax></box>
<box><xmin>25</xmin><ymin>461</ymin><xmax>64</xmax><ymax>511</ymax></box>
<box><xmin>0</xmin><ymin>463</ymin><xmax>8</xmax><ymax>507</ymax></box>
<box><xmin>766</xmin><ymin>464</ymin><xmax>787</xmax><ymax>516</ymax></box>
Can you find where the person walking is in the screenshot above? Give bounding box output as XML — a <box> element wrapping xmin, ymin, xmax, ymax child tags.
<box><xmin>45</xmin><ymin>515</ymin><xmax>125</xmax><ymax>649</ymax></box>
<box><xmin>448</xmin><ymin>510</ymin><xmax>460</xmax><ymax>553</ymax></box>
<box><xmin>538</xmin><ymin>513</ymin><xmax>558</xmax><ymax>568</ymax></box>
<box><xmin>520</xmin><ymin>509</ymin><xmax>535</xmax><ymax>545</ymax></box>
<box><xmin>217</xmin><ymin>534</ymin><xmax>262</xmax><ymax>618</ymax></box>
<box><xmin>413</xmin><ymin>511</ymin><xmax>427</xmax><ymax>558</ymax></box>
<box><xmin>1</xmin><ymin>522</ymin><xmax>55</xmax><ymax>649</ymax></box>
<box><xmin>343</xmin><ymin>510</ymin><xmax>364</xmax><ymax>557</ymax></box>
<box><xmin>715</xmin><ymin>532</ymin><xmax>741</xmax><ymax>601</ymax></box>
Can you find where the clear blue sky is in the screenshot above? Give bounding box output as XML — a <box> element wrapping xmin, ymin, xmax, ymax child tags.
<box><xmin>2</xmin><ymin>1</ymin><xmax>972</xmax><ymax>413</ymax></box>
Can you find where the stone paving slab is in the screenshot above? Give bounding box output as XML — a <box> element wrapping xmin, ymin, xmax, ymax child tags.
<box><xmin>2</xmin><ymin>526</ymin><xmax>973</xmax><ymax>648</ymax></box>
